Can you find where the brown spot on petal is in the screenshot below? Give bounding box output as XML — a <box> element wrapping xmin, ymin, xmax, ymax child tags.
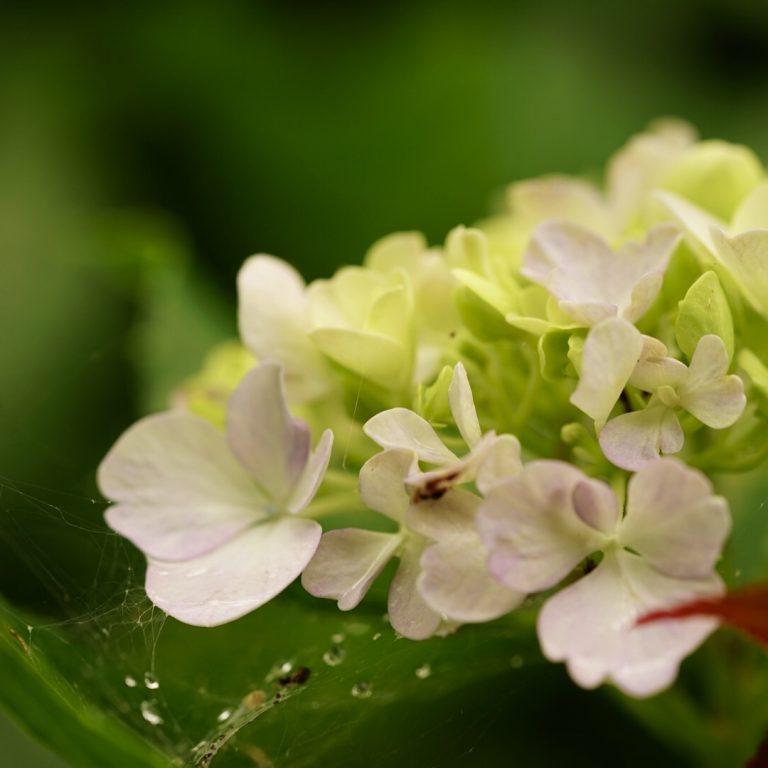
<box><xmin>411</xmin><ymin>469</ymin><xmax>461</xmax><ymax>502</ymax></box>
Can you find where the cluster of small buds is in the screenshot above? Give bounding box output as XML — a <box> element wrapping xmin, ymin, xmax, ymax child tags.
<box><xmin>99</xmin><ymin>120</ymin><xmax>768</xmax><ymax>698</ymax></box>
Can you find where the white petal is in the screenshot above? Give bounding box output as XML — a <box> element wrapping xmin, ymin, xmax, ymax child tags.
<box><xmin>655</xmin><ymin>190</ymin><xmax>720</xmax><ymax>257</ymax></box>
<box><xmin>146</xmin><ymin>516</ymin><xmax>321</xmax><ymax>627</ymax></box>
<box><xmin>679</xmin><ymin>335</ymin><xmax>746</xmax><ymax>428</ymax></box>
<box><xmin>732</xmin><ymin>181</ymin><xmax>768</xmax><ymax>232</ymax></box>
<box><xmin>616</xmin><ymin>225</ymin><xmax>680</xmax><ymax>322</ymax></box>
<box><xmin>405</xmin><ymin>433</ymin><xmax>496</xmax><ymax>501</ymax></box>
<box><xmin>99</xmin><ymin>412</ymin><xmax>261</xmax><ymax>562</ymax></box>
<box><xmin>599</xmin><ymin>406</ymin><xmax>684</xmax><ymax>471</ymax></box>
<box><xmin>301</xmin><ymin>528</ymin><xmax>401</xmax><ymax>610</ymax></box>
<box><xmin>405</xmin><ymin>488</ymin><xmax>480</xmax><ymax>542</ymax></box>
<box><xmin>359</xmin><ymin>448</ymin><xmax>417</xmax><ymax>523</ymax></box>
<box><xmin>711</xmin><ymin>229</ymin><xmax>768</xmax><ymax>318</ymax></box>
<box><xmin>478</xmin><ymin>461</ymin><xmax>609</xmax><ymax>593</ymax></box>
<box><xmin>388</xmin><ymin>539</ymin><xmax>442</xmax><ymax>640</ymax></box>
<box><xmin>628</xmin><ymin>336</ymin><xmax>687</xmax><ymax>393</ymax></box>
<box><xmin>287</xmin><ymin>429</ymin><xmax>333</xmax><ymax>514</ymax></box>
<box><xmin>523</xmin><ymin>223</ymin><xmax>677</xmax><ymax>326</ymax></box>
<box><xmin>475</xmin><ymin>434</ymin><xmax>523</xmax><ymax>495</ymax></box>
<box><xmin>448</xmin><ymin>362</ymin><xmax>482</xmax><ymax>448</ymax></box>
<box><xmin>570</xmin><ymin>318</ymin><xmax>643</xmax><ymax>425</ymax></box>
<box><xmin>363</xmin><ymin>408</ymin><xmax>457</xmax><ymax>464</ymax></box>
<box><xmin>310</xmin><ymin>328</ymin><xmax>410</xmax><ymax>390</ymax></box>
<box><xmin>227</xmin><ymin>362</ymin><xmax>310</xmax><ymax>503</ymax></box>
<box><xmin>509</xmin><ymin>176</ymin><xmax>611</xmax><ymax>235</ymax></box>
<box><xmin>607</xmin><ymin>121</ymin><xmax>695</xmax><ymax>230</ymax></box>
<box><xmin>538</xmin><ymin>550</ymin><xmax>722</xmax><ymax>698</ymax></box>
<box><xmin>237</xmin><ymin>256</ymin><xmax>329</xmax><ymax>401</ymax></box>
<box><xmin>619</xmin><ymin>459</ymin><xmax>731</xmax><ymax>578</ymax></box>
<box><xmin>419</xmin><ymin>537</ymin><xmax>525</xmax><ymax>623</ymax></box>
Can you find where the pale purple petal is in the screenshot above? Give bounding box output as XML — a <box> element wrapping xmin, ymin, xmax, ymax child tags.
<box><xmin>358</xmin><ymin>448</ymin><xmax>418</xmax><ymax>523</ymax></box>
<box><xmin>571</xmin><ymin>478</ymin><xmax>621</xmax><ymax>536</ymax></box>
<box><xmin>538</xmin><ymin>550</ymin><xmax>722</xmax><ymax>698</ymax></box>
<box><xmin>599</xmin><ymin>406</ymin><xmax>684</xmax><ymax>471</ymax></box>
<box><xmin>419</xmin><ymin>537</ymin><xmax>524</xmax><ymax>623</ymax></box>
<box><xmin>448</xmin><ymin>362</ymin><xmax>482</xmax><ymax>448</ymax></box>
<box><xmin>287</xmin><ymin>429</ymin><xmax>333</xmax><ymax>514</ymax></box>
<box><xmin>388</xmin><ymin>539</ymin><xmax>443</xmax><ymax>640</ymax></box>
<box><xmin>619</xmin><ymin>459</ymin><xmax>731</xmax><ymax>578</ymax></box>
<box><xmin>363</xmin><ymin>408</ymin><xmax>457</xmax><ymax>464</ymax></box>
<box><xmin>301</xmin><ymin>528</ymin><xmax>401</xmax><ymax>610</ymax></box>
<box><xmin>227</xmin><ymin>362</ymin><xmax>310</xmax><ymax>503</ymax></box>
<box><xmin>146</xmin><ymin>516</ymin><xmax>321</xmax><ymax>627</ymax></box>
<box><xmin>570</xmin><ymin>319</ymin><xmax>643</xmax><ymax>424</ymax></box>
<box><xmin>478</xmin><ymin>461</ymin><xmax>608</xmax><ymax>593</ymax></box>
<box><xmin>98</xmin><ymin>412</ymin><xmax>262</xmax><ymax>562</ymax></box>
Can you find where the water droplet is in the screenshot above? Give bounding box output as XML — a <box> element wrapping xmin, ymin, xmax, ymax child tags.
<box><xmin>372</xmin><ymin>632</ymin><xmax>382</xmax><ymax>641</ymax></box>
<box><xmin>351</xmin><ymin>682</ymin><xmax>373</xmax><ymax>699</ymax></box>
<box><xmin>345</xmin><ymin>622</ymin><xmax>370</xmax><ymax>636</ymax></box>
<box><xmin>140</xmin><ymin>701</ymin><xmax>164</xmax><ymax>726</ymax></box>
<box><xmin>322</xmin><ymin>645</ymin><xmax>347</xmax><ymax>667</ymax></box>
<box><xmin>143</xmin><ymin>672</ymin><xmax>160</xmax><ymax>690</ymax></box>
<box><xmin>415</xmin><ymin>664</ymin><xmax>432</xmax><ymax>679</ymax></box>
<box><xmin>330</xmin><ymin>632</ymin><xmax>345</xmax><ymax>644</ymax></box>
<box><xmin>280</xmin><ymin>661</ymin><xmax>293</xmax><ymax>674</ymax></box>
<box><xmin>124</xmin><ymin>675</ymin><xmax>137</xmax><ymax>688</ymax></box>
<box><xmin>510</xmin><ymin>655</ymin><xmax>524</xmax><ymax>669</ymax></box>
<box><xmin>217</xmin><ymin>709</ymin><xmax>232</xmax><ymax>723</ymax></box>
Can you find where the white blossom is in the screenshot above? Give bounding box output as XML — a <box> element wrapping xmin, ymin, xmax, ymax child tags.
<box><xmin>98</xmin><ymin>362</ymin><xmax>332</xmax><ymax>627</ymax></box>
<box><xmin>478</xmin><ymin>459</ymin><xmax>730</xmax><ymax>697</ymax></box>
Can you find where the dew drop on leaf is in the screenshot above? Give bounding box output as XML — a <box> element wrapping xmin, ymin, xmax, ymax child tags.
<box><xmin>351</xmin><ymin>682</ymin><xmax>373</xmax><ymax>699</ymax></box>
<box><xmin>143</xmin><ymin>672</ymin><xmax>160</xmax><ymax>690</ymax></box>
<box><xmin>415</xmin><ymin>664</ymin><xmax>432</xmax><ymax>679</ymax></box>
<box><xmin>217</xmin><ymin>709</ymin><xmax>232</xmax><ymax>722</ymax></box>
<box><xmin>140</xmin><ymin>700</ymin><xmax>164</xmax><ymax>726</ymax></box>
<box><xmin>330</xmin><ymin>633</ymin><xmax>345</xmax><ymax>644</ymax></box>
<box><xmin>124</xmin><ymin>675</ymin><xmax>138</xmax><ymax>688</ymax></box>
<box><xmin>322</xmin><ymin>645</ymin><xmax>347</xmax><ymax>667</ymax></box>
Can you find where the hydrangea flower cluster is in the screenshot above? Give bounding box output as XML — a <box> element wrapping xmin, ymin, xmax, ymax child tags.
<box><xmin>99</xmin><ymin>121</ymin><xmax>768</xmax><ymax>698</ymax></box>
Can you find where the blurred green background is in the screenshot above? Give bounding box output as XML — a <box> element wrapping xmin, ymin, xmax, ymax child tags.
<box><xmin>1</xmin><ymin>1</ymin><xmax>767</xmax><ymax>766</ymax></box>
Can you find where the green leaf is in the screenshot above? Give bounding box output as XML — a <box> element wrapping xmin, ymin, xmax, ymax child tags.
<box><xmin>675</xmin><ymin>271</ymin><xmax>734</xmax><ymax>362</ymax></box>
